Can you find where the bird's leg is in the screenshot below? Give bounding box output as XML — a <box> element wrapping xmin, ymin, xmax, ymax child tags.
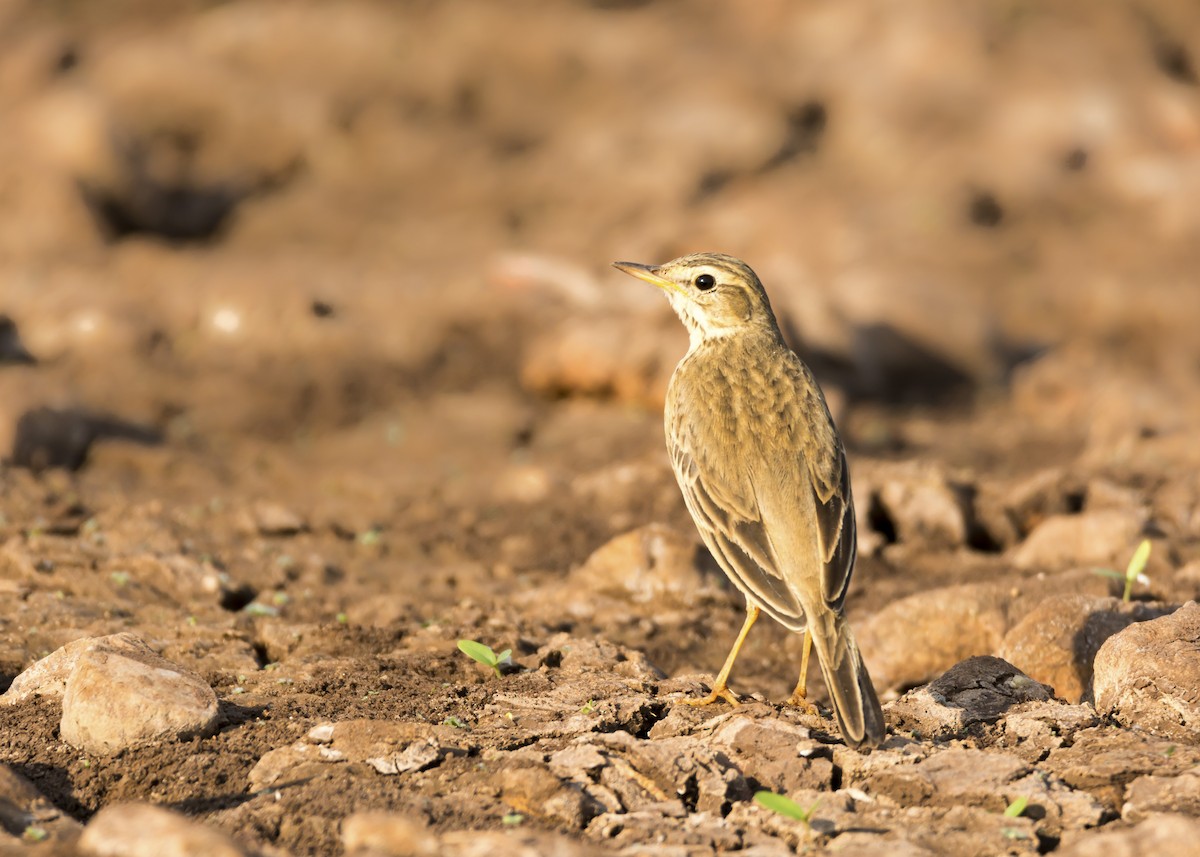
<box><xmin>682</xmin><ymin>605</ymin><xmax>760</xmax><ymax>707</ymax></box>
<box><xmin>785</xmin><ymin>629</ymin><xmax>818</xmax><ymax>714</ymax></box>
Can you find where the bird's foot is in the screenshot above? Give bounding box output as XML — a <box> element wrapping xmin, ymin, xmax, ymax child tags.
<box><xmin>680</xmin><ymin>685</ymin><xmax>742</xmax><ymax>707</ymax></box>
<box><xmin>785</xmin><ymin>690</ymin><xmax>819</xmax><ymax>716</ymax></box>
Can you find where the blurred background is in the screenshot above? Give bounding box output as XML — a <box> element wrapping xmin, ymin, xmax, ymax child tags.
<box><xmin>2</xmin><ymin>0</ymin><xmax>1200</xmax><ymax>682</ymax></box>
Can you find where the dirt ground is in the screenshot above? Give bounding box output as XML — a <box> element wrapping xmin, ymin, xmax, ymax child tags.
<box><xmin>3</xmin><ymin>2</ymin><xmax>1200</xmax><ymax>855</ymax></box>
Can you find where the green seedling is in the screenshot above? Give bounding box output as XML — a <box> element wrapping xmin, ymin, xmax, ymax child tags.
<box><xmin>754</xmin><ymin>791</ymin><xmax>819</xmax><ymax>826</ymax></box>
<box><xmin>1004</xmin><ymin>796</ymin><xmax>1028</xmax><ymax>818</ymax></box>
<box><xmin>443</xmin><ymin>715</ymin><xmax>467</xmax><ymax>729</ymax></box>
<box><xmin>501</xmin><ymin>812</ymin><xmax>524</xmax><ymax>826</ymax></box>
<box><xmin>1091</xmin><ymin>539</ymin><xmax>1152</xmax><ymax>602</ymax></box>
<box><xmin>457</xmin><ymin>639</ymin><xmax>513</xmax><ymax>678</ymax></box>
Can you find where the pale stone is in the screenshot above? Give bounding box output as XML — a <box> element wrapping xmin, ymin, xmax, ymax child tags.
<box><xmin>78</xmin><ymin>803</ymin><xmax>247</xmax><ymax>857</ymax></box>
<box><xmin>60</xmin><ymin>637</ymin><xmax>220</xmax><ymax>755</ymax></box>
<box><xmin>1093</xmin><ymin>602</ymin><xmax>1200</xmax><ymax>742</ymax></box>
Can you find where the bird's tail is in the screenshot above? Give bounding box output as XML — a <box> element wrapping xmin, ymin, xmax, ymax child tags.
<box><xmin>809</xmin><ymin>609</ymin><xmax>886</xmax><ymax>750</ymax></box>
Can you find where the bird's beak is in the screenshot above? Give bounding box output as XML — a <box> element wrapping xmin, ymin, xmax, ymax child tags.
<box><xmin>612</xmin><ymin>261</ymin><xmax>686</xmax><ymax>296</ymax></box>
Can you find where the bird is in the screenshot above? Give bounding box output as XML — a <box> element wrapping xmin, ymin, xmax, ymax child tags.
<box><xmin>613</xmin><ymin>252</ymin><xmax>885</xmax><ymax>750</ymax></box>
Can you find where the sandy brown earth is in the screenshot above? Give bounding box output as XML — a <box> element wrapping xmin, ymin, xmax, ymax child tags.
<box><xmin>3</xmin><ymin>2</ymin><xmax>1200</xmax><ymax>855</ymax></box>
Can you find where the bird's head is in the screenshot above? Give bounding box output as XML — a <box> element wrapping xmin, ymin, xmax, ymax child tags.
<box><xmin>613</xmin><ymin>253</ymin><xmax>779</xmax><ymax>343</ymax></box>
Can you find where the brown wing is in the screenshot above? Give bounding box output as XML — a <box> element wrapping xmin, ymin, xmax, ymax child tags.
<box><xmin>668</xmin><ymin>352</ymin><xmax>856</xmax><ymax>627</ymax></box>
<box><xmin>804</xmin><ymin>429</ymin><xmax>857</xmax><ymax>610</ymax></box>
<box><xmin>770</xmin><ymin>353</ymin><xmax>857</xmax><ymax>611</ymax></box>
<box><xmin>668</xmin><ymin>420</ymin><xmax>806</xmax><ymax>628</ymax></box>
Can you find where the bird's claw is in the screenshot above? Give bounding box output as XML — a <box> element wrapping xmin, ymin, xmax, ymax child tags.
<box><xmin>785</xmin><ymin>691</ymin><xmax>819</xmax><ymax>716</ymax></box>
<box><xmin>680</xmin><ymin>686</ymin><xmax>742</xmax><ymax>707</ymax></box>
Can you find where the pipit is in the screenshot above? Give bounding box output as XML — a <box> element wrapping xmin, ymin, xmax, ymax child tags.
<box><xmin>614</xmin><ymin>253</ymin><xmax>885</xmax><ymax>750</ymax></box>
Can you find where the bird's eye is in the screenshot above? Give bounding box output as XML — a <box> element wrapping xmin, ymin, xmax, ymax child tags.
<box><xmin>695</xmin><ymin>274</ymin><xmax>716</xmax><ymax>291</ymax></box>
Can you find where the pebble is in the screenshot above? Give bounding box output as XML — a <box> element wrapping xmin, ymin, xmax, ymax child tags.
<box><xmin>341</xmin><ymin>812</ymin><xmax>437</xmax><ymax>856</ymax></box>
<box><xmin>59</xmin><ymin>635</ymin><xmax>220</xmax><ymax>755</ymax></box>
<box><xmin>864</xmin><ymin>461</ymin><xmax>969</xmax><ymax>547</ymax></box>
<box><xmin>3</xmin><ymin>631</ymin><xmax>150</xmax><ymax>706</ymax></box>
<box><xmin>251</xmin><ymin>500</ymin><xmax>307</xmax><ymax>536</ymax></box>
<box><xmin>1057</xmin><ymin>812</ymin><xmax>1200</xmax><ymax>857</ymax></box>
<box><xmin>1011</xmin><ymin>508</ymin><xmax>1146</xmax><ymax>570</ymax></box>
<box><xmin>78</xmin><ymin>802</ymin><xmax>248</xmax><ymax>857</ymax></box>
<box><xmin>1093</xmin><ymin>602</ymin><xmax>1200</xmax><ymax>742</ymax></box>
<box><xmin>887</xmin><ymin>655</ymin><xmax>1053</xmax><ymax>740</ymax></box>
<box><xmin>857</xmin><ymin>583</ymin><xmax>1010</xmax><ymax>692</ymax></box>
<box><xmin>998</xmin><ymin>595</ymin><xmax>1174</xmax><ymax>703</ymax></box>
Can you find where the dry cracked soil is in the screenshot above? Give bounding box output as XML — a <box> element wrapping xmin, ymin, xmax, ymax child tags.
<box><xmin>3</xmin><ymin>2</ymin><xmax>1200</xmax><ymax>856</ymax></box>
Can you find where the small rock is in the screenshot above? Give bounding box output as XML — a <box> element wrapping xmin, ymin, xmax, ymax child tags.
<box><xmin>1006</xmin><ymin>768</ymin><xmax>1106</xmax><ymax>839</ymax></box>
<box><xmin>1124</xmin><ymin>772</ymin><xmax>1200</xmax><ymax>823</ymax></box>
<box><xmin>1012</xmin><ymin>509</ymin><xmax>1146</xmax><ymax>570</ymax></box>
<box><xmin>519</xmin><ymin>313</ymin><xmax>681</xmax><ymax>407</ymax></box>
<box><xmin>498</xmin><ymin>764</ymin><xmax>601</xmax><ymax>829</ymax></box>
<box><xmin>888</xmin><ymin>656</ymin><xmax>1053</xmax><ymax>739</ymax></box>
<box><xmin>567</xmin><ymin>523</ymin><xmax>716</xmax><ymax>606</ymax></box>
<box><xmin>248</xmin><ymin>741</ymin><xmax>328</xmax><ymax>792</ymax></box>
<box><xmin>1086</xmin><ymin>478</ymin><xmax>1146</xmax><ymax>514</ymax></box>
<box><xmin>3</xmin><ymin>632</ymin><xmax>154</xmax><ymax>706</ymax></box>
<box><xmin>1000</xmin><ymin>702</ymin><xmax>1100</xmax><ymax>763</ymax></box>
<box><xmin>60</xmin><ymin>636</ymin><xmax>219</xmax><ymax>755</ymax></box>
<box><xmin>1093</xmin><ymin>602</ymin><xmax>1200</xmax><ymax>742</ymax></box>
<box><xmin>491</xmin><ymin>465</ymin><xmax>555</xmax><ymax>504</ymax></box>
<box><xmin>252</xmin><ymin>501</ymin><xmax>306</xmax><ymax>536</ymax></box>
<box><xmin>341</xmin><ymin>812</ymin><xmax>438</xmax><ymax>856</ymax></box>
<box><xmin>973</xmin><ymin>468</ymin><xmax>1084</xmax><ymax>548</ymax></box>
<box><xmin>368</xmin><ymin>739</ymin><xmax>448</xmax><ymax>775</ymax></box>
<box><xmin>857</xmin><ymin>583</ymin><xmax>1010</xmax><ymax>692</ymax></box>
<box><xmin>998</xmin><ymin>595</ymin><xmax>1175</xmax><ymax>703</ymax></box>
<box><xmin>708</xmin><ymin>715</ymin><xmax>833</xmax><ymax>793</ymax></box>
<box><xmin>859</xmin><ymin>571</ymin><xmax>1114</xmax><ymax>692</ymax></box>
<box><xmin>862</xmin><ymin>747</ymin><xmax>1027</xmax><ymax>812</ymax></box>
<box><xmin>78</xmin><ymin>802</ymin><xmax>248</xmax><ymax>857</ymax></box>
<box><xmin>865</xmin><ymin>461</ymin><xmax>970</xmax><ymax>546</ymax></box>
<box><xmin>1057</xmin><ymin>812</ymin><xmax>1200</xmax><ymax>857</ymax></box>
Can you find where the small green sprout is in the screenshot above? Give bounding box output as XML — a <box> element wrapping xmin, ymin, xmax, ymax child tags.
<box><xmin>457</xmin><ymin>640</ymin><xmax>513</xmax><ymax>678</ymax></box>
<box><xmin>1004</xmin><ymin>796</ymin><xmax>1028</xmax><ymax>818</ymax></box>
<box><xmin>443</xmin><ymin>715</ymin><xmax>467</xmax><ymax>729</ymax></box>
<box><xmin>243</xmin><ymin>603</ymin><xmax>279</xmax><ymax>617</ymax></box>
<box><xmin>23</xmin><ymin>826</ymin><xmax>47</xmax><ymax>842</ymax></box>
<box><xmin>754</xmin><ymin>791</ymin><xmax>819</xmax><ymax>825</ymax></box>
<box><xmin>109</xmin><ymin>571</ymin><xmax>131</xmax><ymax>587</ymax></box>
<box><xmin>336</xmin><ymin>612</ymin><xmax>349</xmax><ymax>624</ymax></box>
<box><xmin>1092</xmin><ymin>539</ymin><xmax>1152</xmax><ymax>602</ymax></box>
<box><xmin>581</xmin><ymin>699</ymin><xmax>596</xmax><ymax>715</ymax></box>
<box><xmin>501</xmin><ymin>812</ymin><xmax>524</xmax><ymax>826</ymax></box>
